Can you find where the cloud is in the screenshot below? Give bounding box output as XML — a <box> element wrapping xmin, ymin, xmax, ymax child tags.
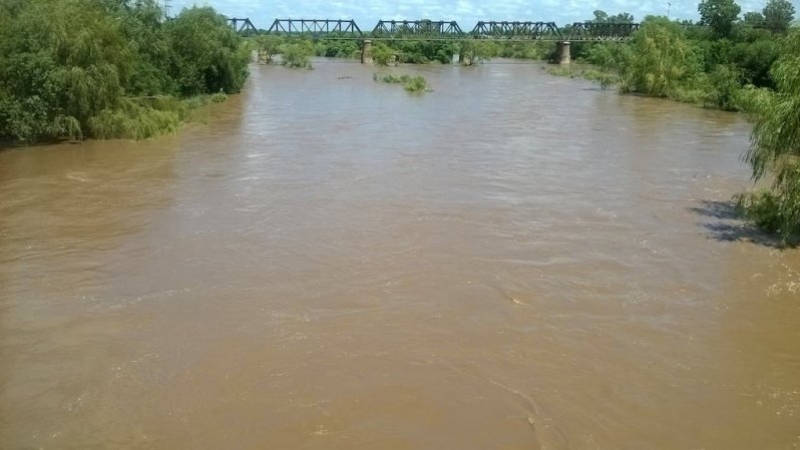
<box><xmin>171</xmin><ymin>0</ymin><xmax>800</xmax><ymax>27</ymax></box>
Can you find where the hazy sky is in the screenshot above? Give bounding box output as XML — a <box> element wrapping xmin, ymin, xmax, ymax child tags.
<box><xmin>170</xmin><ymin>0</ymin><xmax>796</xmax><ymax>28</ymax></box>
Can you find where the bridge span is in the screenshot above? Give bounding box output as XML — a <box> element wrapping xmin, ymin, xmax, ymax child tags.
<box><xmin>227</xmin><ymin>18</ymin><xmax>643</xmax><ymax>64</ymax></box>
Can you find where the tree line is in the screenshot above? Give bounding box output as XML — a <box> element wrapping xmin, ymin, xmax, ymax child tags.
<box><xmin>573</xmin><ymin>0</ymin><xmax>798</xmax><ymax>240</ymax></box>
<box><xmin>0</xmin><ymin>0</ymin><xmax>250</xmax><ymax>142</ymax></box>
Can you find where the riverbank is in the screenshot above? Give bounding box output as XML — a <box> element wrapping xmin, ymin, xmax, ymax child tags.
<box><xmin>0</xmin><ymin>1</ymin><xmax>249</xmax><ymax>144</ymax></box>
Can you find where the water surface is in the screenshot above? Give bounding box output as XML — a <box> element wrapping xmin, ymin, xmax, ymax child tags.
<box><xmin>1</xmin><ymin>60</ymin><xmax>799</xmax><ymax>449</ymax></box>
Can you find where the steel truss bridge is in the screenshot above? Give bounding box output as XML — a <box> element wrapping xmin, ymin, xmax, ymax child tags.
<box><xmin>227</xmin><ymin>18</ymin><xmax>641</xmax><ymax>41</ymax></box>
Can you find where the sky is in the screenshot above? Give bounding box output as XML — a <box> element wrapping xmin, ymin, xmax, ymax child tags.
<box><xmin>170</xmin><ymin>0</ymin><xmax>799</xmax><ymax>29</ymax></box>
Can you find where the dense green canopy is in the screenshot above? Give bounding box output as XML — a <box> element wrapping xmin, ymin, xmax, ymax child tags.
<box><xmin>0</xmin><ymin>0</ymin><xmax>250</xmax><ymax>142</ymax></box>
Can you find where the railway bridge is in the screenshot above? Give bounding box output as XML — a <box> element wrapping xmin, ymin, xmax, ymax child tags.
<box><xmin>227</xmin><ymin>18</ymin><xmax>642</xmax><ymax>64</ymax></box>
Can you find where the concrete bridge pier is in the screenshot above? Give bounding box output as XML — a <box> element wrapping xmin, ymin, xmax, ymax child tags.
<box><xmin>556</xmin><ymin>41</ymin><xmax>571</xmax><ymax>65</ymax></box>
<box><xmin>361</xmin><ymin>40</ymin><xmax>373</xmax><ymax>64</ymax></box>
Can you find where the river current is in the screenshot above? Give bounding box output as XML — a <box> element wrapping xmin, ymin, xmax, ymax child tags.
<box><xmin>1</xmin><ymin>60</ymin><xmax>799</xmax><ymax>449</ymax></box>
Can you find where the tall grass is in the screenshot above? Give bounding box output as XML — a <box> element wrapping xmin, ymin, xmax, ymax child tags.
<box><xmin>83</xmin><ymin>94</ymin><xmax>226</xmax><ymax>140</ymax></box>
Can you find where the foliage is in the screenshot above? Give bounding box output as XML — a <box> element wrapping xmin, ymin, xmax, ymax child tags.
<box><xmin>581</xmin><ymin>69</ymin><xmax>619</xmax><ymax>89</ymax></box>
<box><xmin>280</xmin><ymin>40</ymin><xmax>314</xmax><ymax>69</ymax></box>
<box><xmin>743</xmin><ymin>11</ymin><xmax>766</xmax><ymax>27</ymax></box>
<box><xmin>166</xmin><ymin>7</ymin><xmax>250</xmax><ymax>96</ymax></box>
<box><xmin>373</xmin><ymin>73</ymin><xmax>430</xmax><ymax>93</ymax></box>
<box><xmin>498</xmin><ymin>42</ymin><xmax>555</xmax><ymax>60</ymax></box>
<box><xmin>763</xmin><ymin>0</ymin><xmax>796</xmax><ymax>33</ymax></box>
<box><xmin>313</xmin><ymin>38</ymin><xmax>359</xmax><ymax>58</ymax></box>
<box><xmin>371</xmin><ymin>43</ymin><xmax>397</xmax><ymax>66</ymax></box>
<box><xmin>255</xmin><ymin>36</ymin><xmax>283</xmax><ymax>63</ymax></box>
<box><xmin>618</xmin><ymin>18</ymin><xmax>704</xmax><ymax>98</ymax></box>
<box><xmin>699</xmin><ymin>0</ymin><xmax>741</xmax><ymax>37</ymax></box>
<box><xmin>459</xmin><ymin>40</ymin><xmax>500</xmax><ymax>65</ymax></box>
<box><xmin>546</xmin><ymin>67</ymin><xmax>575</xmax><ymax>77</ymax></box>
<box><xmin>705</xmin><ymin>64</ymin><xmax>742</xmax><ymax>110</ymax></box>
<box><xmin>392</xmin><ymin>41</ymin><xmax>458</xmax><ymax>64</ymax></box>
<box><xmin>0</xmin><ymin>0</ymin><xmax>249</xmax><ymax>143</ymax></box>
<box><xmin>736</xmin><ymin>29</ymin><xmax>800</xmax><ymax>240</ymax></box>
<box><xmin>591</xmin><ymin>10</ymin><xmax>635</xmax><ymax>23</ymax></box>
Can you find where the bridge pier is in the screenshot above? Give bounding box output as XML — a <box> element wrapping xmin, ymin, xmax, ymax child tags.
<box><xmin>361</xmin><ymin>39</ymin><xmax>373</xmax><ymax>64</ymax></box>
<box><xmin>556</xmin><ymin>41</ymin><xmax>571</xmax><ymax>65</ymax></box>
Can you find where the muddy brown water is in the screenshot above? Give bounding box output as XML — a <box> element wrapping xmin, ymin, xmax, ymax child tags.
<box><xmin>1</xmin><ymin>60</ymin><xmax>799</xmax><ymax>449</ymax></box>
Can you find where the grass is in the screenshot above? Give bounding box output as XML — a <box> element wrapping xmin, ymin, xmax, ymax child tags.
<box><xmin>84</xmin><ymin>93</ymin><xmax>229</xmax><ymax>140</ymax></box>
<box><xmin>373</xmin><ymin>73</ymin><xmax>431</xmax><ymax>93</ymax></box>
<box><xmin>546</xmin><ymin>66</ymin><xmax>575</xmax><ymax>78</ymax></box>
<box><xmin>546</xmin><ymin>66</ymin><xmax>620</xmax><ymax>90</ymax></box>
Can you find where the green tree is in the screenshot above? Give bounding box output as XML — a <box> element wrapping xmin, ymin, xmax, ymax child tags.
<box><xmin>737</xmin><ymin>29</ymin><xmax>800</xmax><ymax>240</ymax></box>
<box><xmin>609</xmin><ymin>12</ymin><xmax>635</xmax><ymax>23</ymax></box>
<box><xmin>763</xmin><ymin>0</ymin><xmax>795</xmax><ymax>33</ymax></box>
<box><xmin>698</xmin><ymin>0</ymin><xmax>742</xmax><ymax>37</ymax></box>
<box><xmin>590</xmin><ymin>10</ymin><xmax>634</xmax><ymax>23</ymax></box>
<box><xmin>592</xmin><ymin>10</ymin><xmax>609</xmax><ymax>23</ymax></box>
<box><xmin>280</xmin><ymin>40</ymin><xmax>314</xmax><ymax>68</ymax></box>
<box><xmin>619</xmin><ymin>18</ymin><xmax>703</xmax><ymax>97</ymax></box>
<box><xmin>0</xmin><ymin>0</ymin><xmax>249</xmax><ymax>142</ymax></box>
<box><xmin>459</xmin><ymin>40</ymin><xmax>499</xmax><ymax>65</ymax></box>
<box><xmin>743</xmin><ymin>11</ymin><xmax>766</xmax><ymax>27</ymax></box>
<box><xmin>166</xmin><ymin>7</ymin><xmax>250</xmax><ymax>96</ymax></box>
<box><xmin>255</xmin><ymin>36</ymin><xmax>283</xmax><ymax>63</ymax></box>
<box><xmin>371</xmin><ymin>42</ymin><xmax>396</xmax><ymax>66</ymax></box>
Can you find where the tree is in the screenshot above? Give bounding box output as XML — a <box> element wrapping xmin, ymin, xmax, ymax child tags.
<box><xmin>166</xmin><ymin>7</ymin><xmax>250</xmax><ymax>95</ymax></box>
<box><xmin>592</xmin><ymin>10</ymin><xmax>609</xmax><ymax>23</ymax></box>
<box><xmin>590</xmin><ymin>10</ymin><xmax>634</xmax><ymax>23</ymax></box>
<box><xmin>0</xmin><ymin>0</ymin><xmax>249</xmax><ymax>142</ymax></box>
<box><xmin>255</xmin><ymin>36</ymin><xmax>282</xmax><ymax>63</ymax></box>
<box><xmin>371</xmin><ymin>42</ymin><xmax>396</xmax><ymax>66</ymax></box>
<box><xmin>280</xmin><ymin>40</ymin><xmax>314</xmax><ymax>68</ymax></box>
<box><xmin>619</xmin><ymin>18</ymin><xmax>703</xmax><ymax>97</ymax></box>
<box><xmin>737</xmin><ymin>29</ymin><xmax>800</xmax><ymax>240</ymax></box>
<box><xmin>743</xmin><ymin>11</ymin><xmax>766</xmax><ymax>27</ymax></box>
<box><xmin>609</xmin><ymin>12</ymin><xmax>635</xmax><ymax>23</ymax></box>
<box><xmin>698</xmin><ymin>0</ymin><xmax>742</xmax><ymax>37</ymax></box>
<box><xmin>763</xmin><ymin>0</ymin><xmax>795</xmax><ymax>33</ymax></box>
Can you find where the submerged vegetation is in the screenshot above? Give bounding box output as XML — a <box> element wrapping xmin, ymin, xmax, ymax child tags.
<box><xmin>372</xmin><ymin>73</ymin><xmax>431</xmax><ymax>93</ymax></box>
<box><xmin>0</xmin><ymin>0</ymin><xmax>249</xmax><ymax>143</ymax></box>
<box><xmin>280</xmin><ymin>41</ymin><xmax>315</xmax><ymax>69</ymax></box>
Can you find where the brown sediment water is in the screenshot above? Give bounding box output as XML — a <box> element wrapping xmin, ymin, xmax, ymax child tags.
<box><xmin>1</xmin><ymin>60</ymin><xmax>799</xmax><ymax>449</ymax></box>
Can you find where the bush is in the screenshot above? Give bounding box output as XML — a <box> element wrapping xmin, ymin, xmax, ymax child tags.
<box><xmin>0</xmin><ymin>0</ymin><xmax>247</xmax><ymax>143</ymax></box>
<box><xmin>281</xmin><ymin>41</ymin><xmax>314</xmax><ymax>69</ymax></box>
<box><xmin>705</xmin><ymin>64</ymin><xmax>742</xmax><ymax>110</ymax></box>
<box><xmin>737</xmin><ymin>29</ymin><xmax>800</xmax><ymax>241</ymax></box>
<box><xmin>373</xmin><ymin>73</ymin><xmax>430</xmax><ymax>93</ymax></box>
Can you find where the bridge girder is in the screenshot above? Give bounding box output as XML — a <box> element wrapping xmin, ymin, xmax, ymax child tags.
<box><xmin>227</xmin><ymin>18</ymin><xmax>258</xmax><ymax>35</ymax></box>
<box><xmin>372</xmin><ymin>20</ymin><xmax>464</xmax><ymax>39</ymax></box>
<box><xmin>229</xmin><ymin>17</ymin><xmax>649</xmax><ymax>41</ymax></box>
<box><xmin>470</xmin><ymin>21</ymin><xmax>561</xmax><ymax>39</ymax></box>
<box><xmin>267</xmin><ymin>19</ymin><xmax>363</xmax><ymax>37</ymax></box>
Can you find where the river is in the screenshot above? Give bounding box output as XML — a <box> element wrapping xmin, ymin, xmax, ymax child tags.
<box><xmin>1</xmin><ymin>60</ymin><xmax>799</xmax><ymax>449</ymax></box>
